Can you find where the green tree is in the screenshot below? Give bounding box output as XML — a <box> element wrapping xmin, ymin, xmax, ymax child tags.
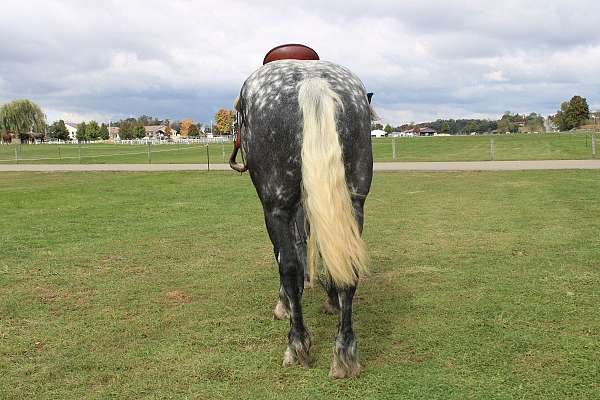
<box><xmin>76</xmin><ymin>122</ymin><xmax>88</xmax><ymax>142</ymax></box>
<box><xmin>120</xmin><ymin>121</ymin><xmax>135</xmax><ymax>139</ymax></box>
<box><xmin>497</xmin><ymin>113</ymin><xmax>516</xmax><ymax>134</ymax></box>
<box><xmin>554</xmin><ymin>96</ymin><xmax>590</xmax><ymax>131</ymax></box>
<box><xmin>49</xmin><ymin>120</ymin><xmax>70</xmax><ymax>141</ymax></box>
<box><xmin>384</xmin><ymin>124</ymin><xmax>393</xmax><ymax>134</ymax></box>
<box><xmin>466</xmin><ymin>120</ymin><xmax>480</xmax><ymax>133</ymax></box>
<box><xmin>133</xmin><ymin>124</ymin><xmax>146</xmax><ymax>139</ymax></box>
<box><xmin>565</xmin><ymin>95</ymin><xmax>590</xmax><ymax>129</ymax></box>
<box><xmin>0</xmin><ymin>99</ymin><xmax>46</xmax><ymax>140</ymax></box>
<box><xmin>188</xmin><ymin>124</ymin><xmax>200</xmax><ymax>137</ymax></box>
<box><xmin>86</xmin><ymin>121</ymin><xmax>100</xmax><ymax>140</ymax></box>
<box><xmin>99</xmin><ymin>123</ymin><xmax>109</xmax><ymax>140</ymax></box>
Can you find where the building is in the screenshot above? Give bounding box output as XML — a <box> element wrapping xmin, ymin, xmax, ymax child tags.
<box><xmin>108</xmin><ymin>126</ymin><xmax>120</xmax><ymax>140</ymax></box>
<box><xmin>143</xmin><ymin>125</ymin><xmax>170</xmax><ymax>138</ymax></box>
<box><xmin>370</xmin><ymin>129</ymin><xmax>387</xmax><ymax>138</ymax></box>
<box><xmin>64</xmin><ymin>122</ymin><xmax>78</xmax><ymax>141</ymax></box>
<box><xmin>401</xmin><ymin>127</ymin><xmax>437</xmax><ymax>136</ymax></box>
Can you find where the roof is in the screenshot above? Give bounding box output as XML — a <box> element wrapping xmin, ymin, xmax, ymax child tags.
<box><xmin>144</xmin><ymin>125</ymin><xmax>167</xmax><ymax>134</ymax></box>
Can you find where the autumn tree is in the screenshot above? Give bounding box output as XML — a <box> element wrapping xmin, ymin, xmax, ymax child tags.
<box><xmin>179</xmin><ymin>119</ymin><xmax>194</xmax><ymax>137</ymax></box>
<box><xmin>213</xmin><ymin>109</ymin><xmax>235</xmax><ymax>135</ymax></box>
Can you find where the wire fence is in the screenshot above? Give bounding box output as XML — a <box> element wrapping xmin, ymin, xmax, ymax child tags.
<box><xmin>0</xmin><ymin>141</ymin><xmax>233</xmax><ymax>166</ymax></box>
<box><xmin>1</xmin><ymin>133</ymin><xmax>597</xmax><ymax>164</ymax></box>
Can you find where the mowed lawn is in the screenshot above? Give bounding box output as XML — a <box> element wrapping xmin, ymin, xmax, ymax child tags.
<box><xmin>0</xmin><ymin>132</ymin><xmax>597</xmax><ymax>164</ymax></box>
<box><xmin>0</xmin><ymin>143</ymin><xmax>230</xmax><ymax>165</ymax></box>
<box><xmin>1</xmin><ymin>171</ymin><xmax>599</xmax><ymax>399</ymax></box>
<box><xmin>372</xmin><ymin>132</ymin><xmax>597</xmax><ymax>162</ymax></box>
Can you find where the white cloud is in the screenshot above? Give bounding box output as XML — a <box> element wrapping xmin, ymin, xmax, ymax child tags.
<box><xmin>0</xmin><ymin>0</ymin><xmax>599</xmax><ymax>124</ymax></box>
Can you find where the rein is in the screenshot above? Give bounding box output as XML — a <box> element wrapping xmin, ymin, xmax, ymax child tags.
<box><xmin>229</xmin><ymin>107</ymin><xmax>248</xmax><ymax>173</ymax></box>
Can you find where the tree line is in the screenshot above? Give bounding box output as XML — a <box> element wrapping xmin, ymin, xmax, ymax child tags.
<box><xmin>373</xmin><ymin>95</ymin><xmax>593</xmax><ymax>135</ymax></box>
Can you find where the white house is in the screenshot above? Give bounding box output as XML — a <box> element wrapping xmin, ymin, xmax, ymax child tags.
<box><xmin>64</xmin><ymin>122</ymin><xmax>78</xmax><ymax>141</ymax></box>
<box><xmin>370</xmin><ymin>129</ymin><xmax>387</xmax><ymax>138</ymax></box>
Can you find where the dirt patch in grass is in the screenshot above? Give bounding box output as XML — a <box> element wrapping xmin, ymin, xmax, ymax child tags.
<box><xmin>165</xmin><ymin>290</ymin><xmax>192</xmax><ymax>304</ymax></box>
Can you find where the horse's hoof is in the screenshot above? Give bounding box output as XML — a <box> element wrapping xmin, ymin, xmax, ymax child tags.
<box><xmin>273</xmin><ymin>299</ymin><xmax>290</xmax><ymax>320</ymax></box>
<box><xmin>322</xmin><ymin>297</ymin><xmax>340</xmax><ymax>315</ymax></box>
<box><xmin>282</xmin><ymin>331</ymin><xmax>312</xmax><ymax>367</ymax></box>
<box><xmin>282</xmin><ymin>347</ymin><xmax>297</xmax><ymax>367</ymax></box>
<box><xmin>329</xmin><ymin>337</ymin><xmax>360</xmax><ymax>378</ymax></box>
<box><xmin>329</xmin><ymin>360</ymin><xmax>361</xmax><ymax>379</ymax></box>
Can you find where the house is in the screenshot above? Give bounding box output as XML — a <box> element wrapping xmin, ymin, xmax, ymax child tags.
<box><xmin>418</xmin><ymin>127</ymin><xmax>437</xmax><ymax>136</ymax></box>
<box><xmin>400</xmin><ymin>127</ymin><xmax>437</xmax><ymax>136</ymax></box>
<box><xmin>370</xmin><ymin>129</ymin><xmax>387</xmax><ymax>138</ymax></box>
<box><xmin>64</xmin><ymin>122</ymin><xmax>79</xmax><ymax>141</ymax></box>
<box><xmin>108</xmin><ymin>126</ymin><xmax>120</xmax><ymax>140</ymax></box>
<box><xmin>144</xmin><ymin>125</ymin><xmax>169</xmax><ymax>138</ymax></box>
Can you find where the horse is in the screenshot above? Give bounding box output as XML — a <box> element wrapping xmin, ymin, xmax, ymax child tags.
<box><xmin>235</xmin><ymin>59</ymin><xmax>373</xmax><ymax>378</ymax></box>
<box><xmin>1</xmin><ymin>132</ymin><xmax>15</xmax><ymax>144</ymax></box>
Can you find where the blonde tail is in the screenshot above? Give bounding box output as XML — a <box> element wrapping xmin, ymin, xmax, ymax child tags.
<box><xmin>298</xmin><ymin>78</ymin><xmax>368</xmax><ymax>287</ymax></box>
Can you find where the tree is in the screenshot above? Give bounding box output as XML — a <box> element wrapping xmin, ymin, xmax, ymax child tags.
<box><xmin>0</xmin><ymin>99</ymin><xmax>46</xmax><ymax>140</ymax></box>
<box><xmin>188</xmin><ymin>124</ymin><xmax>200</xmax><ymax>137</ymax></box>
<box><xmin>497</xmin><ymin>113</ymin><xmax>516</xmax><ymax>134</ymax></box>
<box><xmin>133</xmin><ymin>124</ymin><xmax>146</xmax><ymax>138</ymax></box>
<box><xmin>120</xmin><ymin>121</ymin><xmax>135</xmax><ymax>139</ymax></box>
<box><xmin>86</xmin><ymin>121</ymin><xmax>100</xmax><ymax>140</ymax></box>
<box><xmin>76</xmin><ymin>122</ymin><xmax>88</xmax><ymax>142</ymax></box>
<box><xmin>566</xmin><ymin>95</ymin><xmax>589</xmax><ymax>129</ymax></box>
<box><xmin>49</xmin><ymin>120</ymin><xmax>70</xmax><ymax>141</ymax></box>
<box><xmin>465</xmin><ymin>120</ymin><xmax>480</xmax><ymax>133</ymax></box>
<box><xmin>384</xmin><ymin>124</ymin><xmax>393</xmax><ymax>134</ymax></box>
<box><xmin>214</xmin><ymin>109</ymin><xmax>235</xmax><ymax>135</ymax></box>
<box><xmin>371</xmin><ymin>122</ymin><xmax>383</xmax><ymax>131</ymax></box>
<box><xmin>99</xmin><ymin>123</ymin><xmax>109</xmax><ymax>140</ymax></box>
<box><xmin>554</xmin><ymin>96</ymin><xmax>590</xmax><ymax>131</ymax></box>
<box><xmin>179</xmin><ymin>119</ymin><xmax>194</xmax><ymax>137</ymax></box>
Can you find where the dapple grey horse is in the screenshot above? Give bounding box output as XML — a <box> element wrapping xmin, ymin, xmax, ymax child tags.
<box><xmin>236</xmin><ymin>60</ymin><xmax>373</xmax><ymax>378</ymax></box>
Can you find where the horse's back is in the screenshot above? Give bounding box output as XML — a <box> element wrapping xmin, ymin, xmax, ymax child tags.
<box><xmin>240</xmin><ymin>60</ymin><xmax>373</xmax><ymax>206</ymax></box>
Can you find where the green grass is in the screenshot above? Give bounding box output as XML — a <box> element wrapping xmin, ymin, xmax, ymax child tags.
<box><xmin>372</xmin><ymin>132</ymin><xmax>598</xmax><ymax>162</ymax></box>
<box><xmin>1</xmin><ymin>171</ymin><xmax>599</xmax><ymax>399</ymax></box>
<box><xmin>0</xmin><ymin>143</ymin><xmax>231</xmax><ymax>164</ymax></box>
<box><xmin>0</xmin><ymin>132</ymin><xmax>597</xmax><ymax>164</ymax></box>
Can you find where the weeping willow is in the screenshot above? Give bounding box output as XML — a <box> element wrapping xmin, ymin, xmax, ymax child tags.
<box><xmin>0</xmin><ymin>99</ymin><xmax>46</xmax><ymax>137</ymax></box>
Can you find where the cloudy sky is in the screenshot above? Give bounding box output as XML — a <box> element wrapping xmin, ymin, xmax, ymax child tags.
<box><xmin>1</xmin><ymin>0</ymin><xmax>599</xmax><ymax>125</ymax></box>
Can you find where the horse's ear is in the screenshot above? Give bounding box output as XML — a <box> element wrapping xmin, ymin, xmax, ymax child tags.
<box><xmin>234</xmin><ymin>97</ymin><xmax>242</xmax><ymax>112</ymax></box>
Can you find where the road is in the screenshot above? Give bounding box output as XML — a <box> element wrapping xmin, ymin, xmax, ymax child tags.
<box><xmin>1</xmin><ymin>160</ymin><xmax>599</xmax><ymax>172</ymax></box>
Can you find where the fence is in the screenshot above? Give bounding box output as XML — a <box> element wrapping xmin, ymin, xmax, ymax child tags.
<box><xmin>0</xmin><ymin>141</ymin><xmax>235</xmax><ymax>167</ymax></box>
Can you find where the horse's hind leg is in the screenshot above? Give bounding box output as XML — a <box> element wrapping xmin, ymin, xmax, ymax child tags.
<box><xmin>330</xmin><ymin>198</ymin><xmax>365</xmax><ymax>378</ymax></box>
<box><xmin>274</xmin><ymin>207</ymin><xmax>308</xmax><ymax>319</ymax></box>
<box><xmin>330</xmin><ymin>285</ymin><xmax>360</xmax><ymax>378</ymax></box>
<box><xmin>264</xmin><ymin>207</ymin><xmax>311</xmax><ymax>367</ymax></box>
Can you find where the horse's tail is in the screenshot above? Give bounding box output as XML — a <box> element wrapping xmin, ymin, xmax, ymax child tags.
<box><xmin>298</xmin><ymin>78</ymin><xmax>368</xmax><ymax>287</ymax></box>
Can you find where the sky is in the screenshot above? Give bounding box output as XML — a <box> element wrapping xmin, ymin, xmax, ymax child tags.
<box><xmin>1</xmin><ymin>0</ymin><xmax>599</xmax><ymax>126</ymax></box>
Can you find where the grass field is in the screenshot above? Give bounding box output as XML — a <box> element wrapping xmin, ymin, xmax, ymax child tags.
<box><xmin>0</xmin><ymin>132</ymin><xmax>597</xmax><ymax>164</ymax></box>
<box><xmin>1</xmin><ymin>170</ymin><xmax>599</xmax><ymax>399</ymax></box>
